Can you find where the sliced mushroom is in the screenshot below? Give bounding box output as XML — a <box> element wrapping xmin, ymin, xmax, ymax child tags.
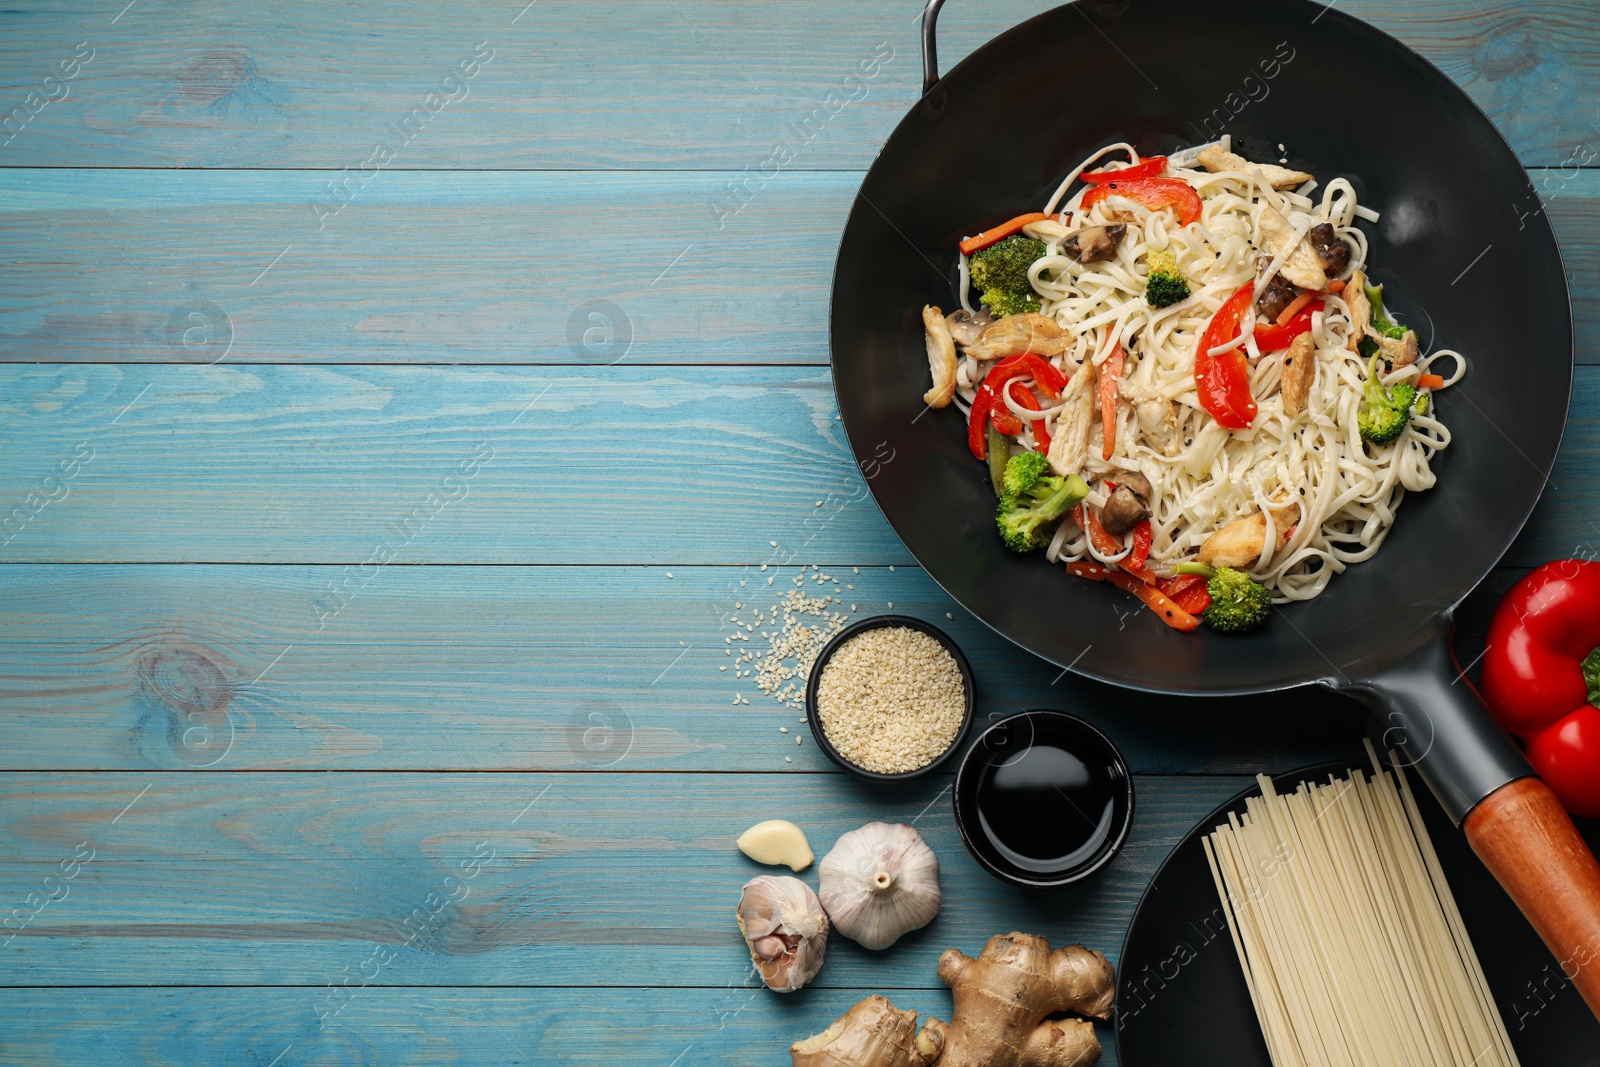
<box><xmin>1047</xmin><ymin>358</ymin><xmax>1096</xmax><ymax>478</ymax></box>
<box><xmin>921</xmin><ymin>305</ymin><xmax>957</xmax><ymax>408</ymax></box>
<box><xmin>1306</xmin><ymin>223</ymin><xmax>1350</xmax><ymax>278</ymax></box>
<box><xmin>945</xmin><ymin>307</ymin><xmax>993</xmax><ymax>348</ymax></box>
<box><xmin>964</xmin><ymin>313</ymin><xmax>1071</xmax><ymax>361</ymax></box>
<box><xmin>1197</xmin><ymin>502</ymin><xmax>1298</xmax><ymax>570</ymax></box>
<box><xmin>1343</xmin><ymin>269</ymin><xmax>1371</xmax><ymax>352</ymax></box>
<box><xmin>1062</xmin><ymin>224</ymin><xmax>1126</xmax><ymax>264</ymax></box>
<box><xmin>1376</xmin><ymin>329</ymin><xmax>1419</xmax><ymax>368</ymax></box>
<box><xmin>1100</xmin><ymin>471</ymin><xmax>1154</xmax><ymax>537</ymax></box>
<box><xmin>1135</xmin><ymin>396</ymin><xmax>1180</xmax><ymax>457</ymax></box>
<box><xmin>1257</xmin><ymin>206</ymin><xmax>1329</xmax><ymax>291</ymax></box>
<box><xmin>1254</xmin><ymin>260</ymin><xmax>1299</xmax><ymax>321</ymax></box>
<box><xmin>1280</xmin><ymin>332</ymin><xmax>1316</xmax><ymax>416</ymax></box>
<box><xmin>1196</xmin><ymin>145</ymin><xmax>1314</xmax><ymax>190</ymax></box>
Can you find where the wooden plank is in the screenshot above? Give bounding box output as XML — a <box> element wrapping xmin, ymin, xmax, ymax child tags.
<box><xmin>0</xmin><ymin>0</ymin><xmax>1592</xmax><ymax>169</ymax></box>
<box><xmin>0</xmin><ymin>169</ymin><xmax>859</xmax><ymax>366</ymax></box>
<box><xmin>0</xmin><ymin>168</ymin><xmax>1594</xmax><ymax>366</ymax></box>
<box><xmin>1</xmin><ymin>362</ymin><xmax>1597</xmax><ymax>566</ymax></box>
<box><xmin>0</xmin><ymin>563</ymin><xmax>1367</xmax><ymax>774</ymax></box>
<box><xmin>0</xmin><ymin>986</ymin><xmax>1133</xmax><ymax>1067</ymax></box>
<box><xmin>0</xmin><ymin>770</ymin><xmax>1260</xmax><ymax>991</ymax></box>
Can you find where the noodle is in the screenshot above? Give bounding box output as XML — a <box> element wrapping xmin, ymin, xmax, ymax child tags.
<box><xmin>1205</xmin><ymin>745</ymin><xmax>1519</xmax><ymax>1067</ymax></box>
<box><xmin>951</xmin><ymin>145</ymin><xmax>1455</xmax><ymax>603</ymax></box>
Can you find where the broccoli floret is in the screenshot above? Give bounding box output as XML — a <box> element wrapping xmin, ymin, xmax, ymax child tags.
<box><xmin>1173</xmin><ymin>562</ymin><xmax>1271</xmax><ymax>633</ymax></box>
<box><xmin>995</xmin><ymin>455</ymin><xmax>1089</xmax><ymax>552</ymax></box>
<box><xmin>969</xmin><ymin>235</ymin><xmax>1046</xmax><ymax>318</ymax></box>
<box><xmin>1363</xmin><ymin>281</ymin><xmax>1410</xmax><ymax>341</ymax></box>
<box><xmin>1203</xmin><ymin>567</ymin><xmax>1273</xmax><ymax>633</ymax></box>
<box><xmin>1357</xmin><ymin>353</ymin><xmax>1418</xmax><ymax>445</ymax></box>
<box><xmin>1002</xmin><ymin>450</ymin><xmax>1051</xmax><ymax>496</ymax></box>
<box><xmin>1144</xmin><ymin>249</ymin><xmax>1190</xmax><ymax>308</ymax></box>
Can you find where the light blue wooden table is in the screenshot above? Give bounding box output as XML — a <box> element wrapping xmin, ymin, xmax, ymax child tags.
<box><xmin>1</xmin><ymin>1</ymin><xmax>1596</xmax><ymax>1062</ymax></box>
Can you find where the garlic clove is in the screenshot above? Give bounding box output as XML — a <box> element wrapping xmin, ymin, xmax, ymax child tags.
<box><xmin>736</xmin><ymin>875</ymin><xmax>829</xmax><ymax>992</ymax></box>
<box><xmin>818</xmin><ymin>822</ymin><xmax>941</xmax><ymax>951</ymax></box>
<box><xmin>737</xmin><ymin>819</ymin><xmax>815</xmax><ymax>872</ymax></box>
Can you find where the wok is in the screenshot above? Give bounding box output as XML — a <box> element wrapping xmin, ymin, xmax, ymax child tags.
<box><xmin>830</xmin><ymin>0</ymin><xmax>1600</xmax><ymax>1019</ymax></box>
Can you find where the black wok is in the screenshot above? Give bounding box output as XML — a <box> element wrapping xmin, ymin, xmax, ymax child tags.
<box><xmin>830</xmin><ymin>0</ymin><xmax>1600</xmax><ymax>1018</ymax></box>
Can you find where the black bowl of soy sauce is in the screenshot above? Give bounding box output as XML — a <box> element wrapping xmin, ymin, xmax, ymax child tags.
<box><xmin>952</xmin><ymin>710</ymin><xmax>1134</xmax><ymax>889</ymax></box>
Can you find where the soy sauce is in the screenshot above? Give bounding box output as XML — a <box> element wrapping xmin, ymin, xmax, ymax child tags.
<box><xmin>972</xmin><ymin>740</ymin><xmax>1119</xmax><ymax>874</ymax></box>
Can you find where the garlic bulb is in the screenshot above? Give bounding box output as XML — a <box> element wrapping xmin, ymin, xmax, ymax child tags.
<box><xmin>818</xmin><ymin>822</ymin><xmax>941</xmax><ymax>950</ymax></box>
<box><xmin>736</xmin><ymin>875</ymin><xmax>829</xmax><ymax>992</ymax></box>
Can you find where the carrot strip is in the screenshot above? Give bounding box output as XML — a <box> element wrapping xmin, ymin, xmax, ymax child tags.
<box><xmin>1066</xmin><ymin>560</ymin><xmax>1113</xmax><ymax>581</ymax></box>
<box><xmin>1107</xmin><ymin>570</ymin><xmax>1200</xmax><ymax>630</ymax></box>
<box><xmin>1099</xmin><ymin>339</ymin><xmax>1124</xmax><ymax>461</ymax></box>
<box><xmin>959</xmin><ymin>213</ymin><xmax>1053</xmax><ymax>256</ymax></box>
<box><xmin>1083</xmin><ymin>507</ymin><xmax>1125</xmax><ymax>559</ymax></box>
<box><xmin>1324</xmin><ymin>279</ymin><xmax>1345</xmax><ymax>293</ymax></box>
<box><xmin>1275</xmin><ymin>290</ymin><xmax>1316</xmax><ymax>326</ymax></box>
<box><xmin>1418</xmin><ymin>373</ymin><xmax>1445</xmax><ymax>390</ymax></box>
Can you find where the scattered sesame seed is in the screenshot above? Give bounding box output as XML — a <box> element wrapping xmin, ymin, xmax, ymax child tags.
<box><xmin>761</xmin><ymin>564</ymin><xmax>768</xmax><ymax>571</ymax></box>
<box><xmin>853</xmin><ymin>567</ymin><xmax>859</xmax><ymax>574</ymax></box>
<box><xmin>666</xmin><ymin>572</ymin><xmax>674</xmax><ymax>578</ymax></box>
<box><xmin>770</xmin><ymin>541</ymin><xmax>778</xmax><ymax>547</ymax></box>
<box><xmin>887</xmin><ymin>602</ymin><xmax>893</xmax><ymax>608</ymax></box>
<box><xmin>768</xmin><ymin>577</ymin><xmax>774</xmax><ymax>585</ymax></box>
<box><xmin>785</xmin><ymin>756</ymin><xmax>793</xmax><ymax>762</ymax></box>
<box><xmin>720</xmin><ymin>666</ymin><xmax>727</xmax><ymax>671</ymax></box>
<box><xmin>796</xmin><ymin>736</ymin><xmax>803</xmax><ymax>745</ymax></box>
<box><xmin>889</xmin><ymin>566</ymin><xmax>895</xmax><ymax>572</ymax></box>
<box><xmin>815</xmin><ymin>501</ymin><xmax>823</xmax><ymax>507</ymax></box>
<box><xmin>946</xmin><ymin>613</ymin><xmax>953</xmax><ymax>619</ymax></box>
<box><xmin>779</xmin><ymin>727</ymin><xmax>789</xmax><ymax>734</ymax></box>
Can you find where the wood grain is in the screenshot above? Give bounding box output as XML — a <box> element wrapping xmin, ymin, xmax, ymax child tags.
<box><xmin>0</xmin><ymin>563</ymin><xmax>1367</xmax><ymax>773</ymax></box>
<box><xmin>0</xmin><ymin>770</ymin><xmax>1254</xmax><ymax>992</ymax></box>
<box><xmin>1</xmin><ymin>986</ymin><xmax>1120</xmax><ymax>1067</ymax></box>
<box><xmin>0</xmin><ymin>0</ymin><xmax>1592</xmax><ymax>169</ymax></box>
<box><xmin>1</xmin><ymin>363</ymin><xmax>1597</xmax><ymax>565</ymax></box>
<box><xmin>0</xmin><ymin>169</ymin><xmax>1593</xmax><ymax>366</ymax></box>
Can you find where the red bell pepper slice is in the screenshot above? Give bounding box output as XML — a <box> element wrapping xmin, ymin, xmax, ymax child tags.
<box><xmin>1007</xmin><ymin>381</ymin><xmax>1051</xmax><ymax>454</ymax></box>
<box><xmin>1129</xmin><ymin>519</ymin><xmax>1152</xmax><ymax>570</ymax></box>
<box><xmin>1100</xmin><ymin>340</ymin><xmax>1124</xmax><ymax>461</ymax></box>
<box><xmin>1482</xmin><ymin>561</ymin><xmax>1600</xmax><ymax>818</ymax></box>
<box><xmin>1082</xmin><ymin>156</ymin><xmax>1168</xmax><ymax>183</ymax></box>
<box><xmin>1195</xmin><ymin>285</ymin><xmax>1258</xmax><ymax>430</ymax></box>
<box><xmin>967</xmin><ymin>354</ymin><xmax>1066</xmax><ymax>459</ymax></box>
<box><xmin>1081</xmin><ymin>177</ymin><xmax>1203</xmax><ymax>226</ymax></box>
<box><xmin>1161</xmin><ymin>573</ymin><xmax>1212</xmax><ymax>616</ymax></box>
<box><xmin>960</xmin><ymin>212</ymin><xmax>1054</xmax><ymax>256</ymax></box>
<box><xmin>1253</xmin><ymin>300</ymin><xmax>1325</xmax><ymax>352</ymax></box>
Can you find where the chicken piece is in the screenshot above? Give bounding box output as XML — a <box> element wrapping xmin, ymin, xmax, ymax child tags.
<box><xmin>1377</xmin><ymin>329</ymin><xmax>1419</xmax><ymax>368</ymax></box>
<box><xmin>1047</xmin><ymin>358</ymin><xmax>1096</xmax><ymax>478</ymax></box>
<box><xmin>964</xmin><ymin>313</ymin><xmax>1072</xmax><ymax>361</ymax></box>
<box><xmin>1021</xmin><ymin>218</ymin><xmax>1071</xmax><ymax>242</ymax></box>
<box><xmin>1062</xmin><ymin>224</ymin><xmax>1126</xmax><ymax>264</ymax></box>
<box><xmin>1280</xmin><ymin>332</ymin><xmax>1316</xmax><ymax>416</ymax></box>
<box><xmin>1136</xmin><ymin>395</ymin><xmax>1181</xmax><ymax>456</ymax></box>
<box><xmin>1343</xmin><ymin>269</ymin><xmax>1371</xmax><ymax>353</ymax></box>
<box><xmin>1257</xmin><ymin>206</ymin><xmax>1328</xmax><ymax>291</ymax></box>
<box><xmin>1197</xmin><ymin>145</ymin><xmax>1314</xmax><ymax>190</ymax></box>
<box><xmin>945</xmin><ymin>307</ymin><xmax>993</xmax><ymax>348</ymax></box>
<box><xmin>1100</xmin><ymin>471</ymin><xmax>1153</xmax><ymax>537</ymax></box>
<box><xmin>1197</xmin><ymin>502</ymin><xmax>1298</xmax><ymax>569</ymax></box>
<box><xmin>921</xmin><ymin>305</ymin><xmax>957</xmax><ymax>408</ymax></box>
<box><xmin>1307</xmin><ymin>222</ymin><xmax>1350</xmax><ymax>278</ymax></box>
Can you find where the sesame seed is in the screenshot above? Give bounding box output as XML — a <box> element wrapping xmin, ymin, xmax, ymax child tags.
<box><xmin>887</xmin><ymin>602</ymin><xmax>893</xmax><ymax>608</ymax></box>
<box><xmin>770</xmin><ymin>541</ymin><xmax>778</xmax><ymax>547</ymax></box>
<box><xmin>946</xmin><ymin>613</ymin><xmax>953</xmax><ymax>619</ymax></box>
<box><xmin>814</xmin><ymin>625</ymin><xmax>967</xmax><ymax>775</ymax></box>
<box><xmin>666</xmin><ymin>572</ymin><xmax>673</xmax><ymax>578</ymax></box>
<box><xmin>785</xmin><ymin>756</ymin><xmax>793</xmax><ymax>763</ymax></box>
<box><xmin>761</xmin><ymin>564</ymin><xmax>768</xmax><ymax>571</ymax></box>
<box><xmin>779</xmin><ymin>727</ymin><xmax>789</xmax><ymax>734</ymax></box>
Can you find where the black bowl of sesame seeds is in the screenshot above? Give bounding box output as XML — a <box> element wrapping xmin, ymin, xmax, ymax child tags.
<box><xmin>805</xmin><ymin>615</ymin><xmax>975</xmax><ymax>782</ymax></box>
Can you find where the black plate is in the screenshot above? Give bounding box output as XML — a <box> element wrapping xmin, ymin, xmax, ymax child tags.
<box><xmin>1115</xmin><ymin>762</ymin><xmax>1600</xmax><ymax>1065</ymax></box>
<box><xmin>829</xmin><ymin>0</ymin><xmax>1571</xmax><ymax>694</ymax></box>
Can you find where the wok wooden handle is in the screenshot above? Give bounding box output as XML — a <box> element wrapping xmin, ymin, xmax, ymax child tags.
<box><xmin>1464</xmin><ymin>776</ymin><xmax>1600</xmax><ymax>1020</ymax></box>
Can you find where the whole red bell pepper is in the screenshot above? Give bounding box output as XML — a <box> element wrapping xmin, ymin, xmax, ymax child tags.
<box><xmin>1195</xmin><ymin>284</ymin><xmax>1258</xmax><ymax>430</ymax></box>
<box><xmin>1481</xmin><ymin>560</ymin><xmax>1600</xmax><ymax>818</ymax></box>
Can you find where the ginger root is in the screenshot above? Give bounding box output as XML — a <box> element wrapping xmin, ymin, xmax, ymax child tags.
<box><xmin>791</xmin><ymin>995</ymin><xmax>946</xmax><ymax>1067</ymax></box>
<box><xmin>935</xmin><ymin>932</ymin><xmax>1116</xmax><ymax>1067</ymax></box>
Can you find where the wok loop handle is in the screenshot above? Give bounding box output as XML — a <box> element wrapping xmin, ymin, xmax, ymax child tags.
<box><xmin>1342</xmin><ymin>631</ymin><xmax>1600</xmax><ymax>1023</ymax></box>
<box><xmin>920</xmin><ymin>0</ymin><xmax>950</xmax><ymax>95</ymax></box>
